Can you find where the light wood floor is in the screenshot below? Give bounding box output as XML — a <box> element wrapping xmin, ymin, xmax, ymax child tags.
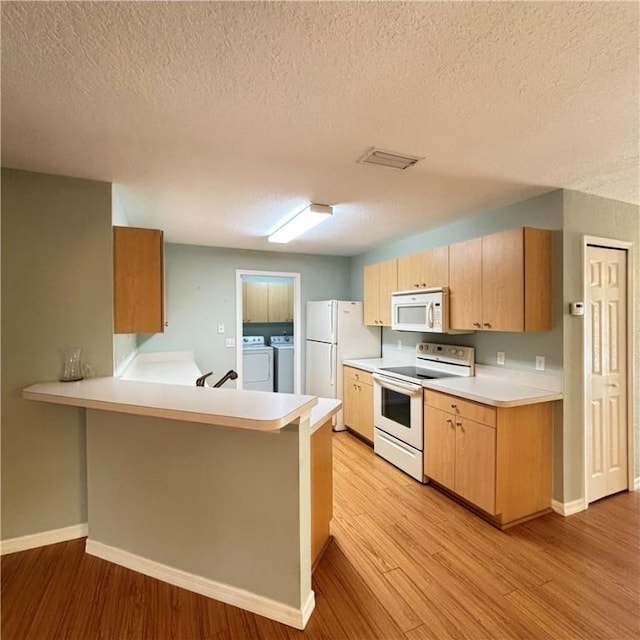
<box><xmin>2</xmin><ymin>432</ymin><xmax>639</xmax><ymax>639</ymax></box>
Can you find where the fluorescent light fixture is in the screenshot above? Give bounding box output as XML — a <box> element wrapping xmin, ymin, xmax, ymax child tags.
<box><xmin>268</xmin><ymin>203</ymin><xmax>333</xmax><ymax>244</ymax></box>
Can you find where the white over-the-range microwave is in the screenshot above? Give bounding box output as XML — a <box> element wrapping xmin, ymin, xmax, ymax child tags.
<box><xmin>391</xmin><ymin>287</ymin><xmax>467</xmax><ymax>334</ymax></box>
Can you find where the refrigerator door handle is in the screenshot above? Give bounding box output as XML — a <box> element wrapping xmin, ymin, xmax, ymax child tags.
<box><xmin>330</xmin><ymin>344</ymin><xmax>335</xmax><ymax>385</ymax></box>
<box><xmin>330</xmin><ymin>302</ymin><xmax>335</xmax><ymax>342</ymax></box>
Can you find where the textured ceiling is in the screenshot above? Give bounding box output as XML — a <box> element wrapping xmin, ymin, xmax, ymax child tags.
<box><xmin>2</xmin><ymin>1</ymin><xmax>638</xmax><ymax>256</ymax></box>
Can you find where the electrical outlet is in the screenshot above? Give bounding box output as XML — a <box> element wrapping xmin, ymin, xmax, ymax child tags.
<box><xmin>497</xmin><ymin>351</ymin><xmax>505</xmax><ymax>365</ymax></box>
<box><xmin>225</xmin><ymin>338</ymin><xmax>235</xmax><ymax>348</ymax></box>
<box><xmin>397</xmin><ymin>340</ymin><xmax>402</xmax><ymax>350</ymax></box>
<box><xmin>217</xmin><ymin>323</ymin><xmax>225</xmax><ymax>334</ymax></box>
<box><xmin>536</xmin><ymin>356</ymin><xmax>545</xmax><ymax>371</ymax></box>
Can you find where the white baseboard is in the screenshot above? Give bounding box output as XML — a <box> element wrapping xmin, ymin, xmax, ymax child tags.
<box><xmin>1</xmin><ymin>523</ymin><xmax>88</xmax><ymax>556</ymax></box>
<box><xmin>86</xmin><ymin>539</ymin><xmax>315</xmax><ymax>630</ymax></box>
<box><xmin>551</xmin><ymin>498</ymin><xmax>586</xmax><ymax>516</ymax></box>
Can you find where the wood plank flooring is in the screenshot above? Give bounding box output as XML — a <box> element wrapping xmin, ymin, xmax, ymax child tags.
<box><xmin>2</xmin><ymin>432</ymin><xmax>639</xmax><ymax>639</ymax></box>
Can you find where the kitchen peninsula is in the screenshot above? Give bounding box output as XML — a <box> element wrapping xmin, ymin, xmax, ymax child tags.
<box><xmin>23</xmin><ymin>378</ymin><xmax>340</xmax><ymax>630</ymax></box>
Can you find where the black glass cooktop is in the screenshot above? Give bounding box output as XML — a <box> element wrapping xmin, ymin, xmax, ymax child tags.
<box><xmin>377</xmin><ymin>366</ymin><xmax>452</xmax><ymax>381</ymax></box>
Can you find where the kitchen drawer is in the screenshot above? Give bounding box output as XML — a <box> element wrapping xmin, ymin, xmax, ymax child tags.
<box><xmin>344</xmin><ymin>366</ymin><xmax>373</xmax><ymax>386</ymax></box>
<box><xmin>424</xmin><ymin>390</ymin><xmax>496</xmax><ymax>428</ymax></box>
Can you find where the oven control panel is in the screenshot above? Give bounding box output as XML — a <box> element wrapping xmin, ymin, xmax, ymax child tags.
<box><xmin>416</xmin><ymin>342</ymin><xmax>475</xmax><ymax>367</ymax></box>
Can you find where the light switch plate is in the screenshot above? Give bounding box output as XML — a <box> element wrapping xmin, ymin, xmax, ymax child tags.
<box><xmin>536</xmin><ymin>356</ymin><xmax>545</xmax><ymax>371</ymax></box>
<box><xmin>225</xmin><ymin>338</ymin><xmax>235</xmax><ymax>348</ymax></box>
<box><xmin>497</xmin><ymin>351</ymin><xmax>505</xmax><ymax>365</ymax></box>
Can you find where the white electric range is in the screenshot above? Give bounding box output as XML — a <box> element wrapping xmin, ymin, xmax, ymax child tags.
<box><xmin>372</xmin><ymin>342</ymin><xmax>475</xmax><ymax>482</ymax></box>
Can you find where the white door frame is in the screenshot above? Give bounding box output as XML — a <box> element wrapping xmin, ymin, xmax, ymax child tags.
<box><xmin>235</xmin><ymin>269</ymin><xmax>302</xmax><ymax>393</ymax></box>
<box><xmin>582</xmin><ymin>235</ymin><xmax>637</xmax><ymax>508</ymax></box>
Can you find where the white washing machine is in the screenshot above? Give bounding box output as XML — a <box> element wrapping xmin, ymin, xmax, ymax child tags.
<box><xmin>270</xmin><ymin>335</ymin><xmax>294</xmax><ymax>393</ymax></box>
<box><xmin>242</xmin><ymin>336</ymin><xmax>274</xmax><ymax>392</ymax></box>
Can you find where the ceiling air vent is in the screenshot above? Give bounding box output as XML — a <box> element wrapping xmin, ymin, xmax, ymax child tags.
<box><xmin>357</xmin><ymin>147</ymin><xmax>424</xmax><ymax>170</ymax></box>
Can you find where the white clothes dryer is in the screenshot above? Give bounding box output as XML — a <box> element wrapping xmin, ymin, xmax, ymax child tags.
<box><xmin>270</xmin><ymin>335</ymin><xmax>294</xmax><ymax>393</ymax></box>
<box><xmin>242</xmin><ymin>336</ymin><xmax>274</xmax><ymax>392</ymax></box>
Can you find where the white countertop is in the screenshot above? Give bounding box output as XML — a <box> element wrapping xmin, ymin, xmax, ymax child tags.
<box><xmin>23</xmin><ymin>378</ymin><xmax>318</xmax><ymax>431</ymax></box>
<box><xmin>119</xmin><ymin>350</ymin><xmax>203</xmax><ymax>386</ymax></box>
<box><xmin>342</xmin><ymin>357</ymin><xmax>562</xmax><ymax>407</ymax></box>
<box><xmin>421</xmin><ymin>376</ymin><xmax>562</xmax><ymax>407</ymax></box>
<box><xmin>309</xmin><ymin>398</ymin><xmax>342</xmax><ymax>434</ymax></box>
<box><xmin>343</xmin><ymin>356</ymin><xmax>409</xmax><ymax>373</ymax></box>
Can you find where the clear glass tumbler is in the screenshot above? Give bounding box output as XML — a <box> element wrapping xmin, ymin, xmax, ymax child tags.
<box><xmin>60</xmin><ymin>347</ymin><xmax>84</xmax><ymax>382</ymax></box>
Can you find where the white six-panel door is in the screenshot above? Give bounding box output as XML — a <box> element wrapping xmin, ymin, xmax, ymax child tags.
<box><xmin>586</xmin><ymin>245</ymin><xmax>628</xmax><ymax>503</ymax></box>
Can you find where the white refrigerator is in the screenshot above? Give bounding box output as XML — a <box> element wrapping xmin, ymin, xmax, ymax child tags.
<box><xmin>305</xmin><ymin>300</ymin><xmax>381</xmax><ymax>430</ymax></box>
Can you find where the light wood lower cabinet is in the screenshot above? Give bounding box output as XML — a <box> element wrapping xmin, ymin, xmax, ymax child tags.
<box><xmin>311</xmin><ymin>419</ymin><xmax>333</xmax><ymax>569</ymax></box>
<box><xmin>424</xmin><ymin>389</ymin><xmax>552</xmax><ymax>528</ymax></box>
<box><xmin>343</xmin><ymin>366</ymin><xmax>374</xmax><ymax>443</ymax></box>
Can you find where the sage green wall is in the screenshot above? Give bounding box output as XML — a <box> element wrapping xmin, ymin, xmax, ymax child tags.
<box><xmin>1</xmin><ymin>168</ymin><xmax>113</xmax><ymax>539</ymax></box>
<box><xmin>562</xmin><ymin>190</ymin><xmax>640</xmax><ymax>502</ymax></box>
<box><xmin>87</xmin><ymin>411</ymin><xmax>309</xmax><ymax>609</ymax></box>
<box><xmin>349</xmin><ymin>191</ymin><xmax>564</xmax><ymax>373</ymax></box>
<box><xmin>137</xmin><ymin>244</ymin><xmax>351</xmax><ymax>380</ymax></box>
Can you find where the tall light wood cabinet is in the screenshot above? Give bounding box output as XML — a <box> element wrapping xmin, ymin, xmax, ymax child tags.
<box><xmin>449</xmin><ymin>227</ymin><xmax>551</xmax><ymax>332</ymax></box>
<box><xmin>424</xmin><ymin>389</ymin><xmax>553</xmax><ymax>528</ymax></box>
<box><xmin>397</xmin><ymin>246</ymin><xmax>449</xmax><ymax>291</ymax></box>
<box><xmin>363</xmin><ymin>259</ymin><xmax>397</xmax><ymax>326</ymax></box>
<box><xmin>343</xmin><ymin>366</ymin><xmax>374</xmax><ymax>442</ymax></box>
<box><xmin>113</xmin><ymin>226</ymin><xmax>164</xmax><ymax>334</ymax></box>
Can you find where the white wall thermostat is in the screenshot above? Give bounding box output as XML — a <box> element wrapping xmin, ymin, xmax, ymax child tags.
<box><xmin>570</xmin><ymin>302</ymin><xmax>585</xmax><ymax>316</ymax></box>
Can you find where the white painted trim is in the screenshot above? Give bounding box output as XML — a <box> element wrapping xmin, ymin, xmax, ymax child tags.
<box><xmin>634</xmin><ymin>477</ymin><xmax>640</xmax><ymax>491</ymax></box>
<box><xmin>1</xmin><ymin>523</ymin><xmax>88</xmax><ymax>555</ymax></box>
<box><xmin>86</xmin><ymin>539</ymin><xmax>314</xmax><ymax>630</ymax></box>
<box><xmin>582</xmin><ymin>236</ymin><xmax>636</xmax><ymax>504</ymax></box>
<box><xmin>551</xmin><ymin>499</ymin><xmax>586</xmax><ymax>516</ymax></box>
<box><xmin>235</xmin><ymin>269</ymin><xmax>302</xmax><ymax>393</ymax></box>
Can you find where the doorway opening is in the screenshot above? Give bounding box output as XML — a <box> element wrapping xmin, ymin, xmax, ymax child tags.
<box><xmin>235</xmin><ymin>270</ymin><xmax>301</xmax><ymax>393</ymax></box>
<box><xmin>583</xmin><ymin>236</ymin><xmax>636</xmax><ymax>505</ymax></box>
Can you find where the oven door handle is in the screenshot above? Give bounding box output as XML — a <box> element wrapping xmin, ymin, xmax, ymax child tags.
<box><xmin>373</xmin><ymin>374</ymin><xmax>422</xmax><ymax>395</ymax></box>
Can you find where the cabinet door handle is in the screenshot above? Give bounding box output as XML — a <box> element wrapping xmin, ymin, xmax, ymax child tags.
<box><xmin>450</xmin><ymin>404</ymin><xmax>458</xmax><ymax>409</ymax></box>
<box><xmin>483</xmin><ymin>322</ymin><xmax>492</xmax><ymax>328</ymax></box>
<box><xmin>456</xmin><ymin>422</ymin><xmax>463</xmax><ymax>429</ymax></box>
<box><xmin>446</xmin><ymin>418</ymin><xmax>453</xmax><ymax>425</ymax></box>
<box><xmin>473</xmin><ymin>322</ymin><xmax>481</xmax><ymax>328</ymax></box>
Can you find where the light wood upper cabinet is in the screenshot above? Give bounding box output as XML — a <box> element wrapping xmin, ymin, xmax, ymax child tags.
<box><xmin>243</xmin><ymin>282</ymin><xmax>269</xmax><ymax>323</ymax></box>
<box><xmin>449</xmin><ymin>227</ymin><xmax>551</xmax><ymax>332</ymax></box>
<box><xmin>397</xmin><ymin>246</ymin><xmax>449</xmax><ymax>291</ymax></box>
<box><xmin>243</xmin><ymin>281</ymin><xmax>293</xmax><ymax>323</ymax></box>
<box><xmin>363</xmin><ymin>259</ymin><xmax>397</xmax><ymax>326</ymax></box>
<box><xmin>113</xmin><ymin>226</ymin><xmax>164</xmax><ymax>334</ymax></box>
<box><xmin>343</xmin><ymin>366</ymin><xmax>374</xmax><ymax>442</ymax></box>
<box><xmin>448</xmin><ymin>238</ymin><xmax>483</xmax><ymax>330</ymax></box>
<box><xmin>424</xmin><ymin>389</ymin><xmax>553</xmax><ymax>528</ymax></box>
<box><xmin>267</xmin><ymin>282</ymin><xmax>293</xmax><ymax>322</ymax></box>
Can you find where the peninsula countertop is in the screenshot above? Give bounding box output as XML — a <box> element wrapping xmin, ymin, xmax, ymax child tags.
<box><xmin>23</xmin><ymin>377</ymin><xmax>320</xmax><ymax>431</ymax></box>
